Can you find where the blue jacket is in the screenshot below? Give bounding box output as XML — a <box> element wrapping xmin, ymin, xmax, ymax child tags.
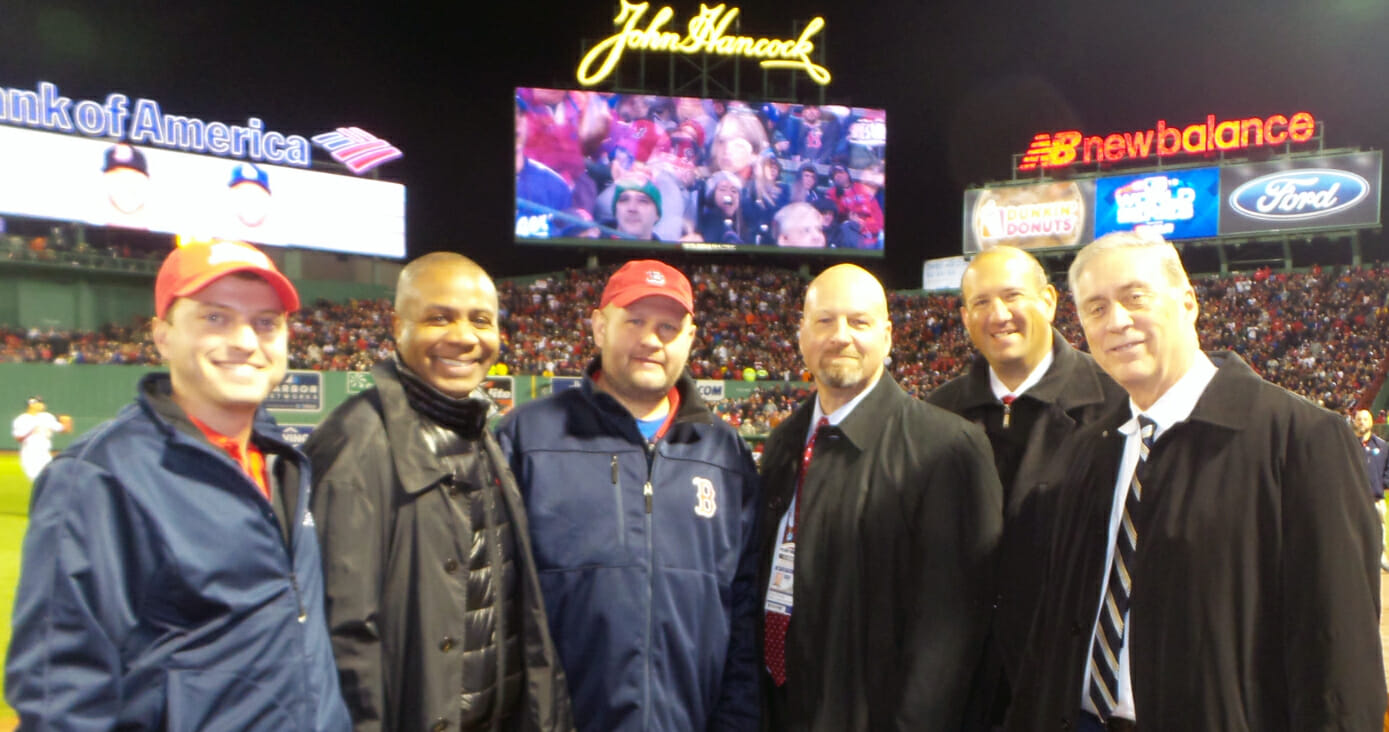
<box><xmin>496</xmin><ymin>365</ymin><xmax>761</xmax><ymax>731</ymax></box>
<box><xmin>5</xmin><ymin>373</ymin><xmax>351</xmax><ymax>731</ymax></box>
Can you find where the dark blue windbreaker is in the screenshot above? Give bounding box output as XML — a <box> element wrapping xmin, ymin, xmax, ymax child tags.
<box><xmin>5</xmin><ymin>374</ymin><xmax>350</xmax><ymax>731</ymax></box>
<box><xmin>496</xmin><ymin>369</ymin><xmax>761</xmax><ymax>732</ymax></box>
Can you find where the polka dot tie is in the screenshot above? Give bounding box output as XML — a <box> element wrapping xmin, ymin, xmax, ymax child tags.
<box><xmin>765</xmin><ymin>416</ymin><xmax>830</xmax><ymax>687</ymax></box>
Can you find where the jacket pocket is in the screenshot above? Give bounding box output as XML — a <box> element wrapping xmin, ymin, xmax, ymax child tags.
<box><xmin>522</xmin><ymin>451</ymin><xmax>634</xmax><ymax>569</ymax></box>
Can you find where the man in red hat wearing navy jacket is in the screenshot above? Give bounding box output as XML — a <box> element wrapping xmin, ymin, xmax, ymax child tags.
<box><xmin>5</xmin><ymin>240</ymin><xmax>350</xmax><ymax>731</ymax></box>
<box><xmin>498</xmin><ymin>260</ymin><xmax>762</xmax><ymax>731</ymax></box>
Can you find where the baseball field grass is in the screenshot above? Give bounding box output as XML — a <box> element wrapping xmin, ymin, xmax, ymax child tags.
<box><xmin>1</xmin><ymin>451</ymin><xmax>29</xmax><ymax>727</ymax></box>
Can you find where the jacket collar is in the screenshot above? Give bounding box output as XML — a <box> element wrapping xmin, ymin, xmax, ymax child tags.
<box><xmin>823</xmin><ymin>371</ymin><xmax>905</xmax><ymax>453</ymax></box>
<box><xmin>371</xmin><ymin>359</ymin><xmax>455</xmax><ymax>493</ymax></box>
<box><xmin>1181</xmin><ymin>351</ymin><xmax>1258</xmax><ymax>433</ymax></box>
<box><xmin>137</xmin><ymin>372</ymin><xmax>298</xmax><ymax>456</ymax></box>
<box><xmin>951</xmin><ymin>330</ymin><xmax>1110</xmax><ymax>413</ymax></box>
<box><xmin>579</xmin><ymin>357</ymin><xmax>714</xmax><ymax>439</ymax></box>
<box><xmin>1093</xmin><ymin>350</ymin><xmax>1258</xmax><ymax>439</ymax></box>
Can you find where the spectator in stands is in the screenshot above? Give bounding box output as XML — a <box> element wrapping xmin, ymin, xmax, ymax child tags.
<box><xmin>744</xmin><ymin>152</ymin><xmax>790</xmax><ymax>245</ymax></box>
<box><xmin>610</xmin><ymin>176</ymin><xmax>663</xmax><ymax>241</ymax></box>
<box><xmin>515</xmin><ymin>97</ymin><xmax>573</xmax><ymax>239</ymax></box>
<box><xmin>9</xmin><ymin>261</ymin><xmax>1389</xmax><ymax>438</ymax></box>
<box><xmin>695</xmin><ymin>171</ymin><xmax>750</xmax><ymax>244</ymax></box>
<box><xmin>790</xmin><ymin>162</ymin><xmax>821</xmax><ymax>204</ymax></box>
<box><xmin>773</xmin><ymin>202</ymin><xmax>827</xmax><ymax>249</ymax></box>
<box><xmin>519</xmin><ymin>87</ymin><xmax>608</xmax><ymax>212</ymax></box>
<box><xmin>826</xmin><ymin>165</ymin><xmax>884</xmax><ymax>250</ymax></box>
<box><xmin>792</xmin><ymin>105</ymin><xmax>839</xmax><ymax>164</ymax></box>
<box><xmin>710</xmin><ymin>108</ymin><xmax>769</xmax><ymax>183</ymax></box>
<box><xmin>605</xmin><ymin>94</ymin><xmax>670</xmax><ymax>165</ymax></box>
<box><xmin>1353</xmin><ymin>408</ymin><xmax>1389</xmax><ymax>571</ymax></box>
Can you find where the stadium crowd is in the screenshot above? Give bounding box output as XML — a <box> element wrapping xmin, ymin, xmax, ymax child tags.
<box><xmin>3</xmin><ymin>262</ymin><xmax>1388</xmax><ymax>426</ymax></box>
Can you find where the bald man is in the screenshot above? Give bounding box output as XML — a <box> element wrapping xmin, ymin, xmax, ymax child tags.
<box><xmin>305</xmin><ymin>253</ymin><xmax>572</xmax><ymax>731</ymax></box>
<box><xmin>758</xmin><ymin>263</ymin><xmax>1003</xmax><ymax>730</ymax></box>
<box><xmin>928</xmin><ymin>246</ymin><xmax>1123</xmax><ymax>719</ymax></box>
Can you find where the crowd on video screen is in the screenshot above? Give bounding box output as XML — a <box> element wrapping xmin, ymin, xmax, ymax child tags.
<box><xmin>515</xmin><ymin>88</ymin><xmax>886</xmax><ymax>251</ymax></box>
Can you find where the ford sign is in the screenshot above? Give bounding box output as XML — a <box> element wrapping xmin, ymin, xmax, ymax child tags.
<box><xmin>1228</xmin><ymin>169</ymin><xmax>1369</xmax><ymax>222</ymax></box>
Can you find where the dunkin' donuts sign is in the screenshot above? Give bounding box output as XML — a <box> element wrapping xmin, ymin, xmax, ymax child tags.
<box><xmin>962</xmin><ymin>181</ymin><xmax>1095</xmax><ymax>254</ymax></box>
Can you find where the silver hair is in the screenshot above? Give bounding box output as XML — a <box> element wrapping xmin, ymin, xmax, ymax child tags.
<box><xmin>1067</xmin><ymin>230</ymin><xmax>1188</xmax><ymax>293</ymax></box>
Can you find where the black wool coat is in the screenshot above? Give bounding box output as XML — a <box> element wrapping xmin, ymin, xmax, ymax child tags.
<box><xmin>758</xmin><ymin>374</ymin><xmax>1004</xmax><ymax>731</ymax></box>
<box><xmin>1007</xmin><ymin>353</ymin><xmax>1386</xmax><ymax>731</ymax></box>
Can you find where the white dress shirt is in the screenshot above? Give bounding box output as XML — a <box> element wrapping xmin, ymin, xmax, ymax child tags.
<box><xmin>1080</xmin><ymin>353</ymin><xmax>1217</xmax><ymax>720</ymax></box>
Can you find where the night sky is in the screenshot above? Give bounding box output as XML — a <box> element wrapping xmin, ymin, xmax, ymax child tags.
<box><xmin>2</xmin><ymin>1</ymin><xmax>1386</xmax><ymax>289</ymax></box>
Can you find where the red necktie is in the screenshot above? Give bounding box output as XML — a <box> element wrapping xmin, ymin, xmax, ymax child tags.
<box><xmin>765</xmin><ymin>416</ymin><xmax>830</xmax><ymax>686</ymax></box>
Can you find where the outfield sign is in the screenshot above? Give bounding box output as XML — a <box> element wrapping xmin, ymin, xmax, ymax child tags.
<box><xmin>696</xmin><ymin>379</ymin><xmax>726</xmax><ymax>402</ymax></box>
<box><xmin>1219</xmin><ymin>152</ymin><xmax>1382</xmax><ymax>233</ymax></box>
<box><xmin>267</xmin><ymin>370</ymin><xmax>324</xmax><ymax>412</ymax></box>
<box><xmin>1094</xmin><ymin>167</ymin><xmax>1220</xmax><ymax>240</ymax></box>
<box><xmin>962</xmin><ymin>181</ymin><xmax>1095</xmax><ymax>254</ymax></box>
<box><xmin>278</xmin><ymin>424</ymin><xmax>315</xmax><ymax>447</ymax></box>
<box><xmin>1018</xmin><ymin>112</ymin><xmax>1317</xmax><ymax>171</ymax></box>
<box><xmin>965</xmin><ymin>151</ymin><xmax>1381</xmax><ymax>253</ymax></box>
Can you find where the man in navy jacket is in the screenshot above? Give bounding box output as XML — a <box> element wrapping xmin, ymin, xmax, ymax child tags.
<box><xmin>5</xmin><ymin>241</ymin><xmax>350</xmax><ymax>731</ymax></box>
<box><xmin>497</xmin><ymin>260</ymin><xmax>761</xmax><ymax>731</ymax></box>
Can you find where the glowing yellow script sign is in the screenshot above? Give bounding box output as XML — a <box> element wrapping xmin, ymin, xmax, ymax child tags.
<box><xmin>577</xmin><ymin>1</ymin><xmax>831</xmax><ymax>87</ymax></box>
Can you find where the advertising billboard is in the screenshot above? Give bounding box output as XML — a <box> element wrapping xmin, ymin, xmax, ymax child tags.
<box><xmin>0</xmin><ymin>122</ymin><xmax>406</xmax><ymax>258</ymax></box>
<box><xmin>1219</xmin><ymin>151</ymin><xmax>1382</xmax><ymax>235</ymax></box>
<box><xmin>1018</xmin><ymin>111</ymin><xmax>1317</xmax><ymax>172</ymax></box>
<box><xmin>962</xmin><ymin>180</ymin><xmax>1094</xmax><ymax>254</ymax></box>
<box><xmin>1094</xmin><ymin>167</ymin><xmax>1220</xmax><ymax>240</ymax></box>
<box><xmin>515</xmin><ymin>87</ymin><xmax>887</xmax><ymax>257</ymax></box>
<box><xmin>922</xmin><ymin>255</ymin><xmax>967</xmax><ymax>292</ymax></box>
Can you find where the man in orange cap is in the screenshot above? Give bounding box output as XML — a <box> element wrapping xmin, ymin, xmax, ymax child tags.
<box><xmin>5</xmin><ymin>240</ymin><xmax>350</xmax><ymax>730</ymax></box>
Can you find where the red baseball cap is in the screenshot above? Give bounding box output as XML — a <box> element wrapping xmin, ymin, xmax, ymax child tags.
<box><xmin>155</xmin><ymin>240</ymin><xmax>300</xmax><ymax>318</ymax></box>
<box><xmin>600</xmin><ymin>260</ymin><xmax>693</xmax><ymax>314</ymax></box>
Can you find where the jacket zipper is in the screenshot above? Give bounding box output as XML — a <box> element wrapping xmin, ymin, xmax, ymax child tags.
<box><xmin>253</xmin><ymin>453</ymin><xmax>307</xmax><ymax>625</ymax></box>
<box><xmin>643</xmin><ymin>440</ymin><xmax>656</xmax><ymax>728</ymax></box>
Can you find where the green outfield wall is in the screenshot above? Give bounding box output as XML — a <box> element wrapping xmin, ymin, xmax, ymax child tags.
<box><xmin>0</xmin><ymin>363</ymin><xmax>805</xmax><ymax>450</ymax></box>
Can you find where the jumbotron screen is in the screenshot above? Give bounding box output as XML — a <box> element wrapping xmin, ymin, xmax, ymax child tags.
<box><xmin>514</xmin><ymin>87</ymin><xmax>886</xmax><ymax>257</ymax></box>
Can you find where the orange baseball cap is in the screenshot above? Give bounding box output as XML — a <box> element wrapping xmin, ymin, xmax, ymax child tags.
<box><xmin>155</xmin><ymin>240</ymin><xmax>299</xmax><ymax>318</ymax></box>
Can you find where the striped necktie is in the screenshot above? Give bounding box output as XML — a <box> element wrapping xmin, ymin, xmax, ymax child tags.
<box><xmin>1088</xmin><ymin>415</ymin><xmax>1156</xmax><ymax>719</ymax></box>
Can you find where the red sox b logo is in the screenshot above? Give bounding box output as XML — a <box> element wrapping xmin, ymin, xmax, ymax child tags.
<box><xmin>693</xmin><ymin>477</ymin><xmax>717</xmax><ymax>518</ymax></box>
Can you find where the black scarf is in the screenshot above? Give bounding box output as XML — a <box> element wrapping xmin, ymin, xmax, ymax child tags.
<box><xmin>393</xmin><ymin>355</ymin><xmax>489</xmax><ymax>438</ymax></box>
